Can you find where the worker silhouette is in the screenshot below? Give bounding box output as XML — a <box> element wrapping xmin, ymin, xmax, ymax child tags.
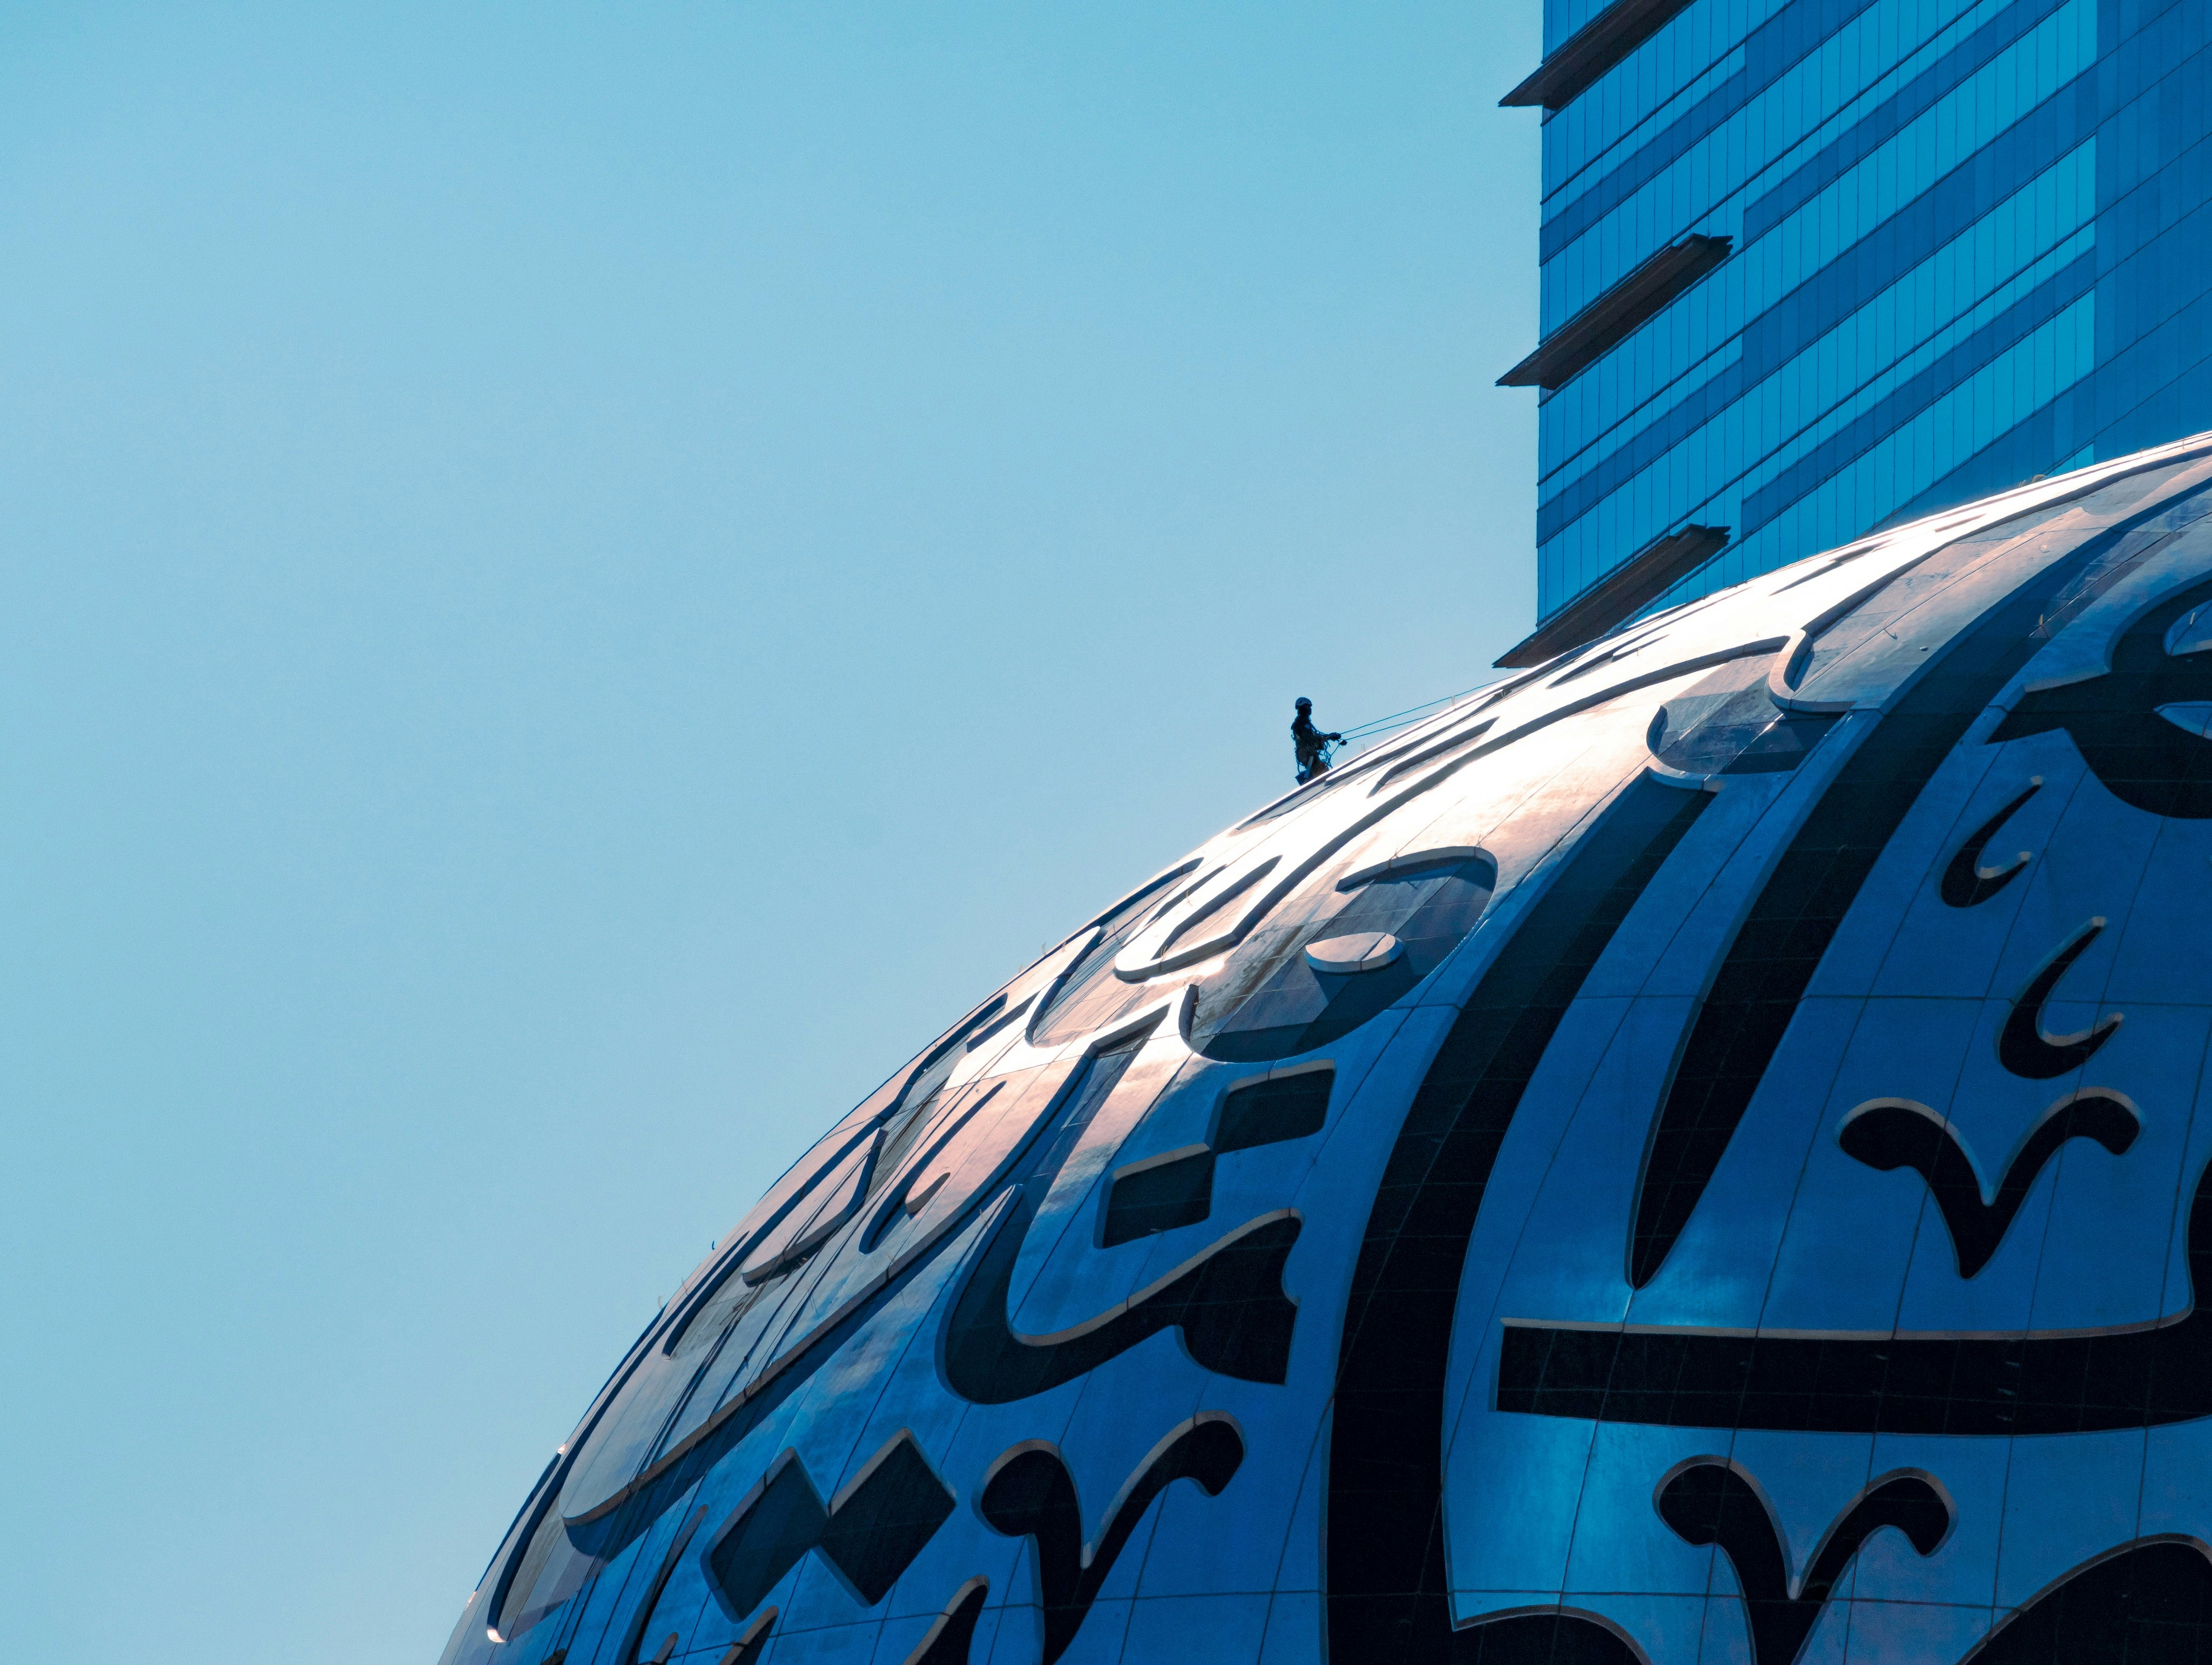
<box><xmin>1291</xmin><ymin>698</ymin><xmax>1342</xmax><ymax>784</ymax></box>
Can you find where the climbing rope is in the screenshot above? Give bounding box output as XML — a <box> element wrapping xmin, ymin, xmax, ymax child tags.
<box><xmin>1330</xmin><ymin>673</ymin><xmax>1510</xmax><ymax>750</ymax></box>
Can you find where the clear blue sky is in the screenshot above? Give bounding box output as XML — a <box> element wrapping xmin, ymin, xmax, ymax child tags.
<box><xmin>0</xmin><ymin>5</ymin><xmax>1537</xmax><ymax>1660</ymax></box>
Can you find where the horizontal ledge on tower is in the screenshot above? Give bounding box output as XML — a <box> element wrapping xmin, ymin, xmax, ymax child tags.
<box><xmin>1496</xmin><ymin>524</ymin><xmax>1731</xmax><ymax>669</ymax></box>
<box><xmin>1501</xmin><ymin>0</ymin><xmax>1703</xmax><ymax>111</ymax></box>
<box><xmin>1500</xmin><ymin>234</ymin><xmax>1731</xmax><ymax>392</ymax></box>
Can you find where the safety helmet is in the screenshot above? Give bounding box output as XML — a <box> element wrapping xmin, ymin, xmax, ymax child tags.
<box><xmin>1294</xmin><ymin>697</ymin><xmax>1312</xmax><ymax>710</ymax></box>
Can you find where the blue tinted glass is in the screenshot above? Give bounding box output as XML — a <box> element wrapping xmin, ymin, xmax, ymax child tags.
<box><xmin>1523</xmin><ymin>0</ymin><xmax>2212</xmax><ymax>619</ymax></box>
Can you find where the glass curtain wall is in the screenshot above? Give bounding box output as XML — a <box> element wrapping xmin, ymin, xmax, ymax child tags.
<box><xmin>1518</xmin><ymin>0</ymin><xmax>2212</xmax><ymax>619</ymax></box>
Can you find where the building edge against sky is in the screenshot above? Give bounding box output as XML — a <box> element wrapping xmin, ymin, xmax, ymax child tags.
<box><xmin>438</xmin><ymin>432</ymin><xmax>2212</xmax><ymax>1665</ymax></box>
<box><xmin>1508</xmin><ymin>0</ymin><xmax>2212</xmax><ymax>625</ymax></box>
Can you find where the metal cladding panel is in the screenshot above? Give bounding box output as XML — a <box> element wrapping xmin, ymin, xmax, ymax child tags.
<box><xmin>445</xmin><ymin>435</ymin><xmax>2212</xmax><ymax>1665</ymax></box>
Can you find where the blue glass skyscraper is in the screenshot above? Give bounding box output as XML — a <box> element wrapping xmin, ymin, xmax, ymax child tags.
<box><xmin>1507</xmin><ymin>0</ymin><xmax>2212</xmax><ymax>627</ymax></box>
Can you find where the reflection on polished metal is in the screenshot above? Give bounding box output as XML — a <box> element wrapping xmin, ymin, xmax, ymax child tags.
<box><xmin>443</xmin><ymin>436</ymin><xmax>2212</xmax><ymax>1665</ymax></box>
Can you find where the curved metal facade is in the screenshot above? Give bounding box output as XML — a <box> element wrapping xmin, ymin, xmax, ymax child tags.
<box><xmin>444</xmin><ymin>432</ymin><xmax>2212</xmax><ymax>1665</ymax></box>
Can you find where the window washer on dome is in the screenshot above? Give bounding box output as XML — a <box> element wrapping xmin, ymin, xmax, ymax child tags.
<box><xmin>1291</xmin><ymin>698</ymin><xmax>1341</xmax><ymax>784</ymax></box>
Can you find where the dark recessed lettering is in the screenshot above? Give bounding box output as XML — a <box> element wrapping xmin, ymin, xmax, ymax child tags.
<box><xmin>1101</xmin><ymin>1148</ymin><xmax>1215</xmax><ymax>1247</ymax></box>
<box><xmin>944</xmin><ymin>1031</ymin><xmax>1301</xmax><ymax>1400</ymax></box>
<box><xmin>1216</xmin><ymin>1071</ymin><xmax>1332</xmax><ymax>1153</ymax></box>
<box><xmin>981</xmin><ymin>1416</ymin><xmax>1243</xmax><ymax>1665</ymax></box>
<box><xmin>1500</xmin><ymin>1148</ymin><xmax>2212</xmax><ymax>1436</ymax></box>
<box><xmin>903</xmin><ymin>1578</ymin><xmax>987</xmax><ymax>1665</ymax></box>
<box><xmin>1998</xmin><ymin>920</ymin><xmax>2122</xmax><ymax>1080</ymax></box>
<box><xmin>1991</xmin><ymin>572</ymin><xmax>2212</xmax><ymax>818</ymax></box>
<box><xmin>1972</xmin><ymin>1540</ymin><xmax>2212</xmax><ymax>1663</ymax></box>
<box><xmin>705</xmin><ymin>1434</ymin><xmax>953</xmax><ymax>1622</ymax></box>
<box><xmin>1658</xmin><ymin>1461</ymin><xmax>1950</xmax><ymax>1665</ymax></box>
<box><xmin>1326</xmin><ymin>774</ymin><xmax>1709</xmax><ymax>1663</ymax></box>
<box><xmin>1939</xmin><ymin>781</ymin><xmax>2041</xmax><ymax>906</ymax></box>
<box><xmin>1839</xmin><ymin>1092</ymin><xmax>2138</xmax><ymax>1275</ymax></box>
<box><xmin>1629</xmin><ymin>518</ymin><xmax>2176</xmax><ymax>1289</ymax></box>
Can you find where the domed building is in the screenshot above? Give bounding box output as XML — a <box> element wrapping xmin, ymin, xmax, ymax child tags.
<box><xmin>442</xmin><ymin>432</ymin><xmax>2212</xmax><ymax>1665</ymax></box>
